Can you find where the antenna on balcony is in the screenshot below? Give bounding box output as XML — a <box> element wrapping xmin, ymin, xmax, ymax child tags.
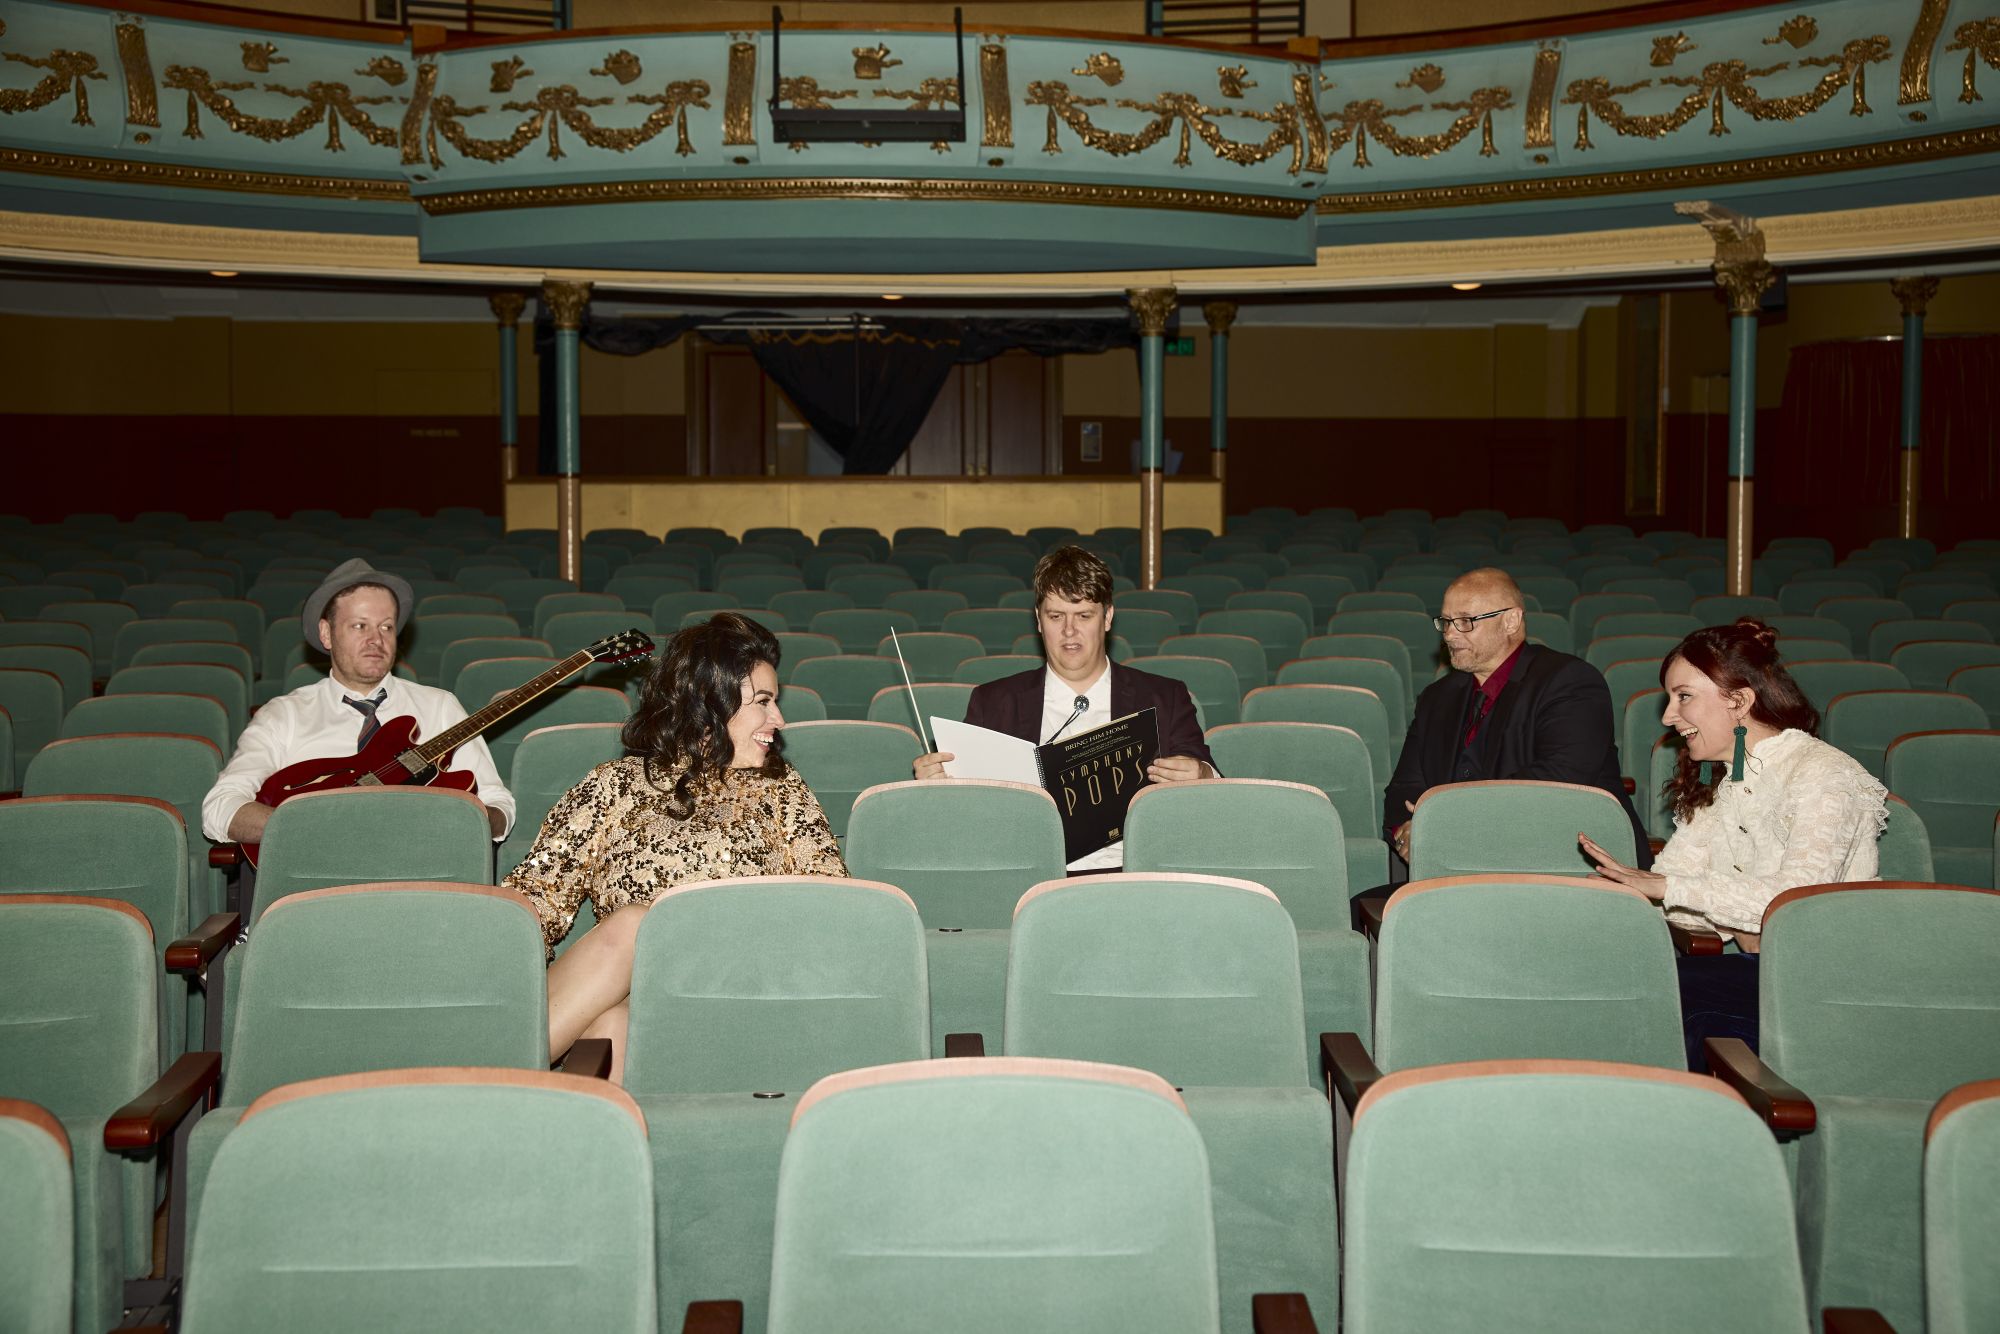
<box><xmin>768</xmin><ymin>5</ymin><xmax>967</xmax><ymax>144</ymax></box>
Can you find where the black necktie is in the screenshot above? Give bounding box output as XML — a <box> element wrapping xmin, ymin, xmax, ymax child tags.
<box><xmin>344</xmin><ymin>689</ymin><xmax>387</xmax><ymax>748</ymax></box>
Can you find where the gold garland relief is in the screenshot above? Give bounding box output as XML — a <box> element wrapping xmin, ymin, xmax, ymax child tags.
<box><xmin>1945</xmin><ymin>19</ymin><xmax>2000</xmax><ymax>102</ymax></box>
<box><xmin>1323</xmin><ymin>85</ymin><xmax>1513</xmax><ymax>168</ymax></box>
<box><xmin>1024</xmin><ymin>78</ymin><xmax>1306</xmax><ymax>172</ymax></box>
<box><xmin>1562</xmin><ymin>36</ymin><xmax>1891</xmax><ymax>149</ymax></box>
<box><xmin>161</xmin><ymin>64</ymin><xmax>400</xmax><ymax>152</ymax></box>
<box><xmin>1</xmin><ymin>49</ymin><xmax>106</xmax><ymax>125</ymax></box>
<box><xmin>428</xmin><ymin>78</ymin><xmax>711</xmax><ymax>162</ymax></box>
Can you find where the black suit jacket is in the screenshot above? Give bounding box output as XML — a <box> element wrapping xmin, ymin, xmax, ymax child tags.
<box><xmin>1383</xmin><ymin>642</ymin><xmax>1652</xmax><ymax>869</ymax></box>
<box><xmin>963</xmin><ymin>661</ymin><xmax>1217</xmax><ymax>772</ymax></box>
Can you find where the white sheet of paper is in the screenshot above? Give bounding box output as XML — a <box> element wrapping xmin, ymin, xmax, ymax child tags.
<box><xmin>930</xmin><ymin>717</ymin><xmax>1039</xmax><ymax>784</ymax></box>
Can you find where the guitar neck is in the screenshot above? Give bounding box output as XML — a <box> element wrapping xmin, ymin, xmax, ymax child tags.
<box><xmin>412</xmin><ymin>649</ymin><xmax>597</xmax><ymax>762</ymax></box>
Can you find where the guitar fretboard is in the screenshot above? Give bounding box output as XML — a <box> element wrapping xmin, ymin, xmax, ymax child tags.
<box><xmin>408</xmin><ymin>649</ymin><xmax>597</xmax><ymax>765</ymax></box>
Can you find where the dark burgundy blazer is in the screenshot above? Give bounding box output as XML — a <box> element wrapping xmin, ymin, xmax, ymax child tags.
<box><xmin>1383</xmin><ymin>642</ymin><xmax>1652</xmax><ymax>869</ymax></box>
<box><xmin>963</xmin><ymin>661</ymin><xmax>1218</xmax><ymax>772</ymax></box>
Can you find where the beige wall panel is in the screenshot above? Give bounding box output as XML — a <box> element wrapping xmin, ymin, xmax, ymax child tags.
<box><xmin>0</xmin><ymin>314</ymin><xmax>229</xmax><ymax>414</ymax></box>
<box><xmin>1578</xmin><ymin>304</ymin><xmax>1622</xmax><ymax>418</ymax></box>
<box><xmin>506</xmin><ymin>476</ymin><xmax>1221</xmax><ymax>537</ymax></box>
<box><xmin>571</xmin><ymin>0</ymin><xmax>1148</xmax><ymax>30</ymax></box>
<box><xmin>578</xmin><ymin>344</ymin><xmax>685</xmax><ymax>416</ymax></box>
<box><xmin>1492</xmin><ymin>324</ymin><xmax>1551</xmax><ymax>418</ymax></box>
<box><xmin>1064</xmin><ymin>348</ymin><xmax>1141</xmax><ymax>417</ymax></box>
<box><xmin>231</xmin><ymin>321</ymin><xmax>494</xmax><ymax>415</ymax></box>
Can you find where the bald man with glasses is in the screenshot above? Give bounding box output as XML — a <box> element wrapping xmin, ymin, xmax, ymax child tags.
<box><xmin>1383</xmin><ymin>567</ymin><xmax>1650</xmax><ymax>872</ymax></box>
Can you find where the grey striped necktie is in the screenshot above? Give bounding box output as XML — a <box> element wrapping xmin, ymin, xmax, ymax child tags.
<box><xmin>344</xmin><ymin>689</ymin><xmax>388</xmax><ymax>747</ymax></box>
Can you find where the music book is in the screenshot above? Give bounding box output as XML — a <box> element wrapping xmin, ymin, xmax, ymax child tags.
<box><xmin>931</xmin><ymin>708</ymin><xmax>1160</xmax><ymax>863</ymax></box>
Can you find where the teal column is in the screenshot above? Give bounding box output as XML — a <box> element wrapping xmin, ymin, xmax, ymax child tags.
<box><xmin>1203</xmin><ymin>300</ymin><xmax>1235</xmax><ymax>534</ymax></box>
<box><xmin>1890</xmin><ymin>276</ymin><xmax>1938</xmax><ymax>539</ymax></box>
<box><xmin>542</xmin><ymin>280</ymin><xmax>591</xmax><ymax>586</ymax></box>
<box><xmin>489</xmin><ymin>291</ymin><xmax>524</xmax><ymax>486</ymax></box>
<box><xmin>1129</xmin><ymin>287</ymin><xmax>1176</xmax><ymax>590</ymax></box>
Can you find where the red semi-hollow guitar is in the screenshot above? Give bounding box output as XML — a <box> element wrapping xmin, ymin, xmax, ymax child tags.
<box><xmin>239</xmin><ymin>628</ymin><xmax>653</xmax><ymax>866</ymax></box>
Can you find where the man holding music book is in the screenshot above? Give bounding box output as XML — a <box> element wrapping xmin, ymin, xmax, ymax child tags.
<box><xmin>201</xmin><ymin>559</ymin><xmax>515</xmax><ymax>846</ymax></box>
<box><xmin>911</xmin><ymin>546</ymin><xmax>1216</xmax><ymax>870</ymax></box>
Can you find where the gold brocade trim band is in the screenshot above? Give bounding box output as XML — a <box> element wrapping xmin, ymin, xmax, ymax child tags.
<box><xmin>1316</xmin><ymin>122</ymin><xmax>2000</xmax><ymax>214</ymax></box>
<box><xmin>0</xmin><ymin>145</ymin><xmax>411</xmax><ymax>200</ymax></box>
<box><xmin>417</xmin><ymin>175</ymin><xmax>1310</xmax><ymax>220</ymax></box>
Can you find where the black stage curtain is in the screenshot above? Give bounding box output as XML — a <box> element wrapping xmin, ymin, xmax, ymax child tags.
<box><xmin>535</xmin><ymin>314</ymin><xmax>1139</xmax><ymax>475</ymax></box>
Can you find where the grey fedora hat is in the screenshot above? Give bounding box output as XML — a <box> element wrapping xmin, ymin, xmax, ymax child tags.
<box><xmin>301</xmin><ymin>558</ymin><xmax>416</xmax><ymax>648</ymax></box>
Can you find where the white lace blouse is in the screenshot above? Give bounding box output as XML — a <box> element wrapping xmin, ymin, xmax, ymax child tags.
<box><xmin>1654</xmin><ymin>728</ymin><xmax>1888</xmax><ymax>940</ymax></box>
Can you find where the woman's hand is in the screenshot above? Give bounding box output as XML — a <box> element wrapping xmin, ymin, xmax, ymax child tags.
<box><xmin>1579</xmin><ymin>832</ymin><xmax>1667</xmax><ymax>900</ymax></box>
<box><xmin>912</xmin><ymin>751</ymin><xmax>955</xmax><ymax>781</ymax></box>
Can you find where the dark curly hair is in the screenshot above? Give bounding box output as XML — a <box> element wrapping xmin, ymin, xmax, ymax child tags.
<box><xmin>622</xmin><ymin>612</ymin><xmax>783</xmax><ymax>816</ymax></box>
<box><xmin>1660</xmin><ymin>618</ymin><xmax>1820</xmax><ymax>824</ymax></box>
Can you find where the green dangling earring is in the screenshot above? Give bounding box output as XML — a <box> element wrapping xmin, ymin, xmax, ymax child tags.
<box><xmin>1729</xmin><ymin>724</ymin><xmax>1748</xmax><ymax>782</ymax></box>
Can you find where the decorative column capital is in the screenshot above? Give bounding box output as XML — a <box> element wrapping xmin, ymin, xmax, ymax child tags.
<box><xmin>488</xmin><ymin>291</ymin><xmax>526</xmax><ymax>327</ymax></box>
<box><xmin>1674</xmin><ymin>201</ymin><xmax>1775</xmax><ymax>316</ymax></box>
<box><xmin>1202</xmin><ymin>300</ymin><xmax>1238</xmax><ymax>335</ymax></box>
<box><xmin>541</xmin><ymin>279</ymin><xmax>593</xmax><ymax>332</ymax></box>
<box><xmin>1890</xmin><ymin>275</ymin><xmax>1940</xmax><ymax>318</ymax></box>
<box><xmin>1127</xmin><ymin>286</ymin><xmax>1179</xmax><ymax>338</ymax></box>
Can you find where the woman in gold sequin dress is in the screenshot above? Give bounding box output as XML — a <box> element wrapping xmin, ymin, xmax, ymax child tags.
<box><xmin>503</xmin><ymin>612</ymin><xmax>846</xmax><ymax>1080</ymax></box>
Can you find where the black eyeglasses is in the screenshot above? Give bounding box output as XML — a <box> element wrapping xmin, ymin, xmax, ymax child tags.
<box><xmin>1433</xmin><ymin>608</ymin><xmax>1513</xmax><ymax>633</ymax></box>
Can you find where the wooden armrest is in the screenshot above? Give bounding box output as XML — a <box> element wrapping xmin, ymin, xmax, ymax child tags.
<box><xmin>1321</xmin><ymin>1032</ymin><xmax>1381</xmax><ymax>1115</ymax></box>
<box><xmin>1648</xmin><ymin>836</ymin><xmax>1666</xmax><ymax>856</ymax></box>
<box><xmin>105</xmin><ymin>1051</ymin><xmax>221</xmax><ymax>1154</ymax></box>
<box><xmin>1668</xmin><ymin>921</ymin><xmax>1725</xmax><ymax>956</ymax></box>
<box><xmin>560</xmin><ymin>1038</ymin><xmax>614</xmax><ymax>1080</ymax></box>
<box><xmin>1621</xmin><ymin>777</ymin><xmax>1636</xmax><ymax>795</ymax></box>
<box><xmin>0</xmin><ymin>791</ymin><xmax>20</xmax><ymax>802</ymax></box>
<box><xmin>165</xmin><ymin>912</ymin><xmax>241</xmax><ymax>975</ymax></box>
<box><xmin>943</xmin><ymin>1032</ymin><xmax>985</xmax><ymax>1058</ymax></box>
<box><xmin>1351</xmin><ymin>895</ymin><xmax>1386</xmax><ymax>942</ymax></box>
<box><xmin>1705</xmin><ymin>1037</ymin><xmax>1815</xmax><ymax>1139</ymax></box>
<box><xmin>1823</xmin><ymin>1309</ymin><xmax>1897</xmax><ymax>1334</ymax></box>
<box><xmin>1252</xmin><ymin>1292</ymin><xmax>1320</xmax><ymax>1334</ymax></box>
<box><xmin>208</xmin><ymin>843</ymin><xmax>242</xmax><ymax>868</ymax></box>
<box><xmin>683</xmin><ymin>1300</ymin><xmax>744</xmax><ymax>1334</ymax></box>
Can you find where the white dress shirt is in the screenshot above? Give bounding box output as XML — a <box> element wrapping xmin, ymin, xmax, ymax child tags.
<box><xmin>202</xmin><ymin>673</ymin><xmax>515</xmax><ymax>843</ymax></box>
<box><xmin>1041</xmin><ymin>664</ymin><xmax>1121</xmax><ymax>872</ymax></box>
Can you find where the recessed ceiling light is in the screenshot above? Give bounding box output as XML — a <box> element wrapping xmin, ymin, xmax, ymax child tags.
<box><xmin>209</xmin><ymin>270</ymin><xmax>238</xmax><ymax>278</ymax></box>
<box><xmin>880</xmin><ymin>293</ymin><xmax>904</xmax><ymax>301</ymax></box>
<box><xmin>1450</xmin><ymin>281</ymin><xmax>1482</xmax><ymax>292</ymax></box>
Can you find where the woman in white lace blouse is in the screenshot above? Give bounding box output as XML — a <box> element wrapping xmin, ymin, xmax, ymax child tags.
<box><xmin>1580</xmin><ymin>618</ymin><xmax>1886</xmax><ymax>1069</ymax></box>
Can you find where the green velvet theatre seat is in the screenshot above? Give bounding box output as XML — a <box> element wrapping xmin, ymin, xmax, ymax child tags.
<box><xmin>182</xmin><ymin>883</ymin><xmax>548</xmax><ymax>1245</ymax></box>
<box><xmin>1003</xmin><ymin>872</ymin><xmax>1338</xmax><ymax>1334</ymax></box>
<box><xmin>177</xmin><ymin>1070</ymin><xmax>654</xmax><ymax>1334</ymax></box>
<box><xmin>1200</xmin><ymin>722</ymin><xmax>1388</xmax><ymax>891</ymax></box>
<box><xmin>1925</xmin><ymin>1079</ymin><xmax>2000</xmax><ymax>1334</ymax></box>
<box><xmin>1123</xmin><ymin>779</ymin><xmax>1373</xmax><ymax>1065</ymax></box>
<box><xmin>0</xmin><ymin>896</ymin><xmax>160</xmax><ymax>1334</ymax></box>
<box><xmin>1730</xmin><ymin>882</ymin><xmax>2000</xmax><ymax>1333</ymax></box>
<box><xmin>624</xmin><ymin>876</ymin><xmax>930</xmax><ymax>1334</ymax></box>
<box><xmin>764</xmin><ymin>1058</ymin><xmax>1220</xmax><ymax>1334</ymax></box>
<box><xmin>0</xmin><ymin>1099</ymin><xmax>73</xmax><ymax>1334</ymax></box>
<box><xmin>1343</xmin><ymin>1061</ymin><xmax>1814</xmax><ymax>1333</ymax></box>
<box><xmin>248</xmin><ymin>786</ymin><xmax>495</xmax><ymax>926</ymax></box>
<box><xmin>1406</xmin><ymin>779</ymin><xmax>1635</xmax><ymax>880</ymax></box>
<box><xmin>779</xmin><ymin>720</ymin><xmax>924</xmax><ymax>839</ymax></box>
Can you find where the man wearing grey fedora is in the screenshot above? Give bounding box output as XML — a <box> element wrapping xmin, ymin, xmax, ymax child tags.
<box><xmin>202</xmin><ymin>558</ymin><xmax>515</xmax><ymax>846</ymax></box>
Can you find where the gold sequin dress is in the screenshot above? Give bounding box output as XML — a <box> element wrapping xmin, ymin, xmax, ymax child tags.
<box><xmin>501</xmin><ymin>754</ymin><xmax>847</xmax><ymax>958</ymax></box>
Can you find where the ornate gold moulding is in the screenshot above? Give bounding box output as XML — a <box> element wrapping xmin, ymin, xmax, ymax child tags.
<box><xmin>0</xmin><ymin>145</ymin><xmax>411</xmax><ymax>200</ymax></box>
<box><xmin>1317</xmin><ymin>122</ymin><xmax>2000</xmax><ymax>214</ymax></box>
<box><xmin>414</xmin><ymin>174</ymin><xmax>1311</xmax><ymax>220</ymax></box>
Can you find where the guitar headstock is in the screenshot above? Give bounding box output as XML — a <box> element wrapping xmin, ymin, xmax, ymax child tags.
<box><xmin>588</xmin><ymin>629</ymin><xmax>656</xmax><ymax>664</ymax></box>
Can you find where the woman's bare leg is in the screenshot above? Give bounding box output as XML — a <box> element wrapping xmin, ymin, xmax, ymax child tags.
<box><xmin>546</xmin><ymin>903</ymin><xmax>648</xmax><ymax>1061</ymax></box>
<box><xmin>578</xmin><ymin>1001</ymin><xmax>630</xmax><ymax>1084</ymax></box>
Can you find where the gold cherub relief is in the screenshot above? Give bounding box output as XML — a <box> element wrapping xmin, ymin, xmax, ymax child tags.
<box><xmin>1395</xmin><ymin>63</ymin><xmax>1446</xmax><ymax>92</ymax></box>
<box><xmin>853</xmin><ymin>44</ymin><xmax>900</xmax><ymax>79</ymax></box>
<box><xmin>1764</xmin><ymin>16</ymin><xmax>1820</xmax><ymax>49</ymax></box>
<box><xmin>490</xmin><ymin>56</ymin><xmax>532</xmax><ymax>92</ymax></box>
<box><xmin>1649</xmin><ymin>33</ymin><xmax>1695</xmax><ymax>67</ymax></box>
<box><xmin>591</xmin><ymin>50</ymin><xmax>641</xmax><ymax>85</ymax></box>
<box><xmin>240</xmin><ymin>41</ymin><xmax>287</xmax><ymax>73</ymax></box>
<box><xmin>1071</xmin><ymin>52</ymin><xmax>1124</xmax><ymax>86</ymax></box>
<box><xmin>1217</xmin><ymin>65</ymin><xmax>1258</xmax><ymax>98</ymax></box>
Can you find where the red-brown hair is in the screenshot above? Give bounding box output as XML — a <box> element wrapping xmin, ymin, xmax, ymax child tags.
<box><xmin>1660</xmin><ymin>618</ymin><xmax>1820</xmax><ymax>824</ymax></box>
